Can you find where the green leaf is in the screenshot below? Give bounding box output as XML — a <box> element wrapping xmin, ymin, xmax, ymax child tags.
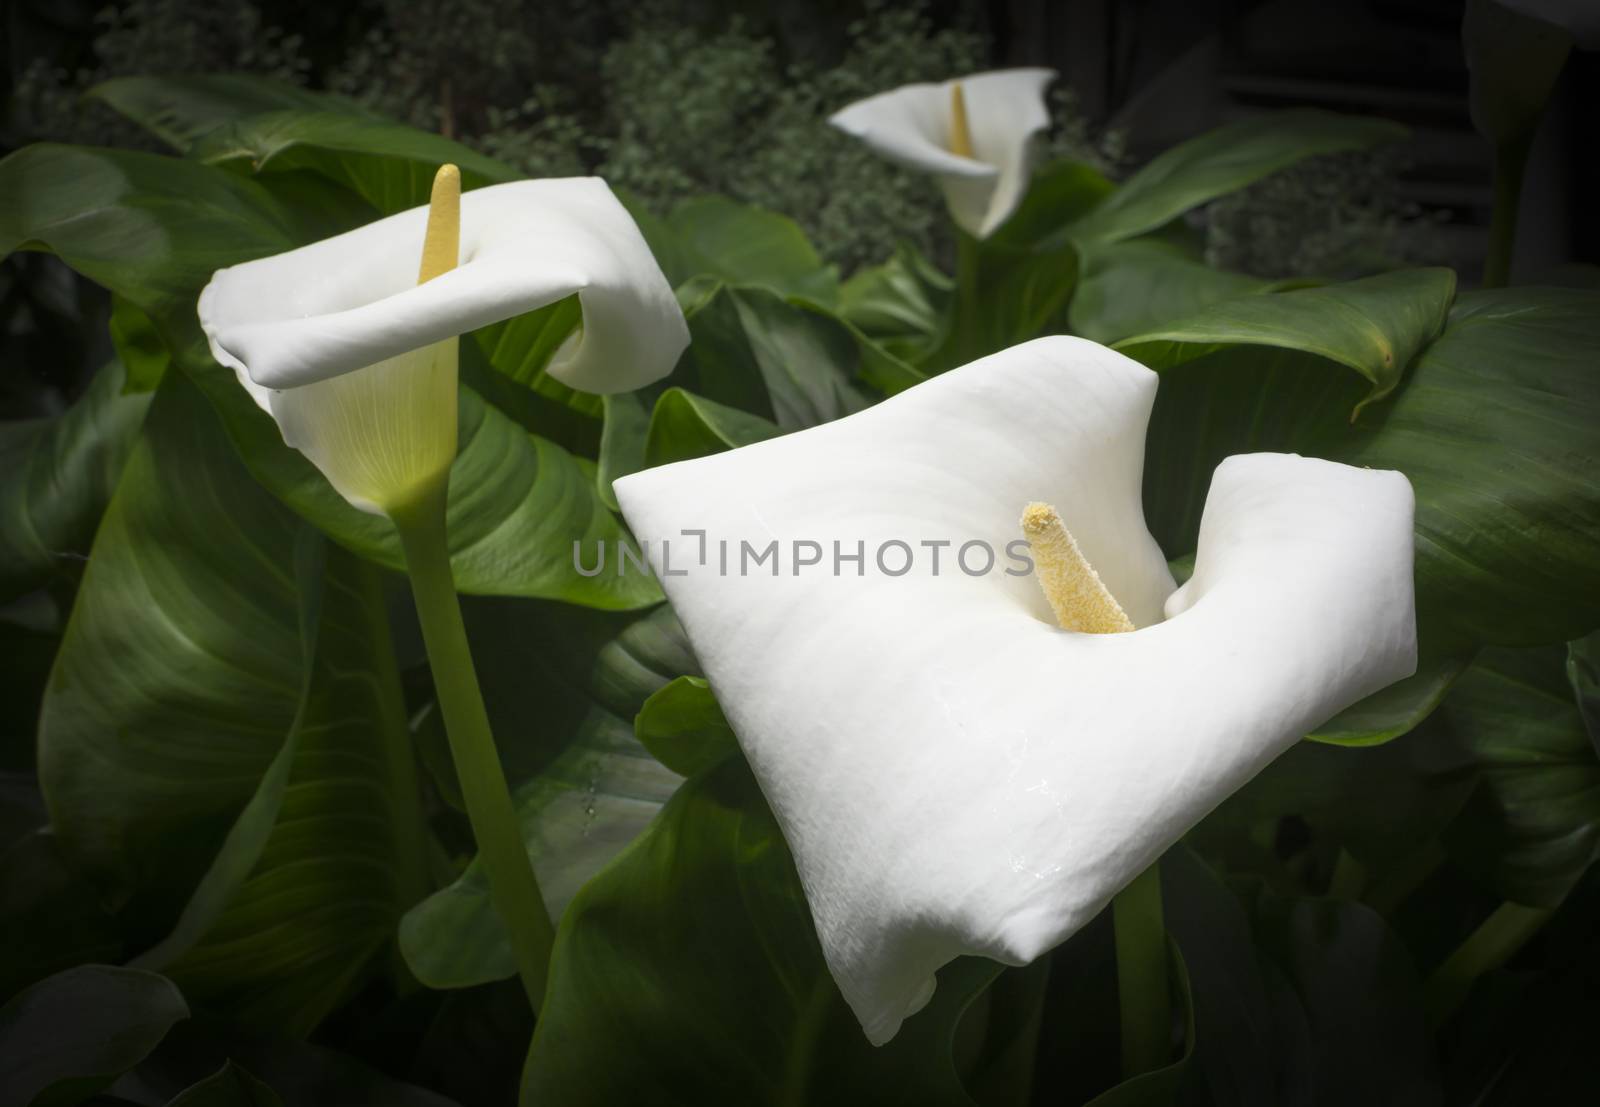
<box><xmin>470</xmin><ymin>295</ymin><xmax>596</xmax><ymax>414</ymax></box>
<box><xmin>135</xmin><ymin>544</ymin><xmax>425</xmax><ymax>1035</ymax></box>
<box><xmin>192</xmin><ymin>111</ymin><xmax>519</xmax><ymax>215</ymax></box>
<box><xmin>1308</xmin><ymin>654</ymin><xmax>1472</xmax><ymax>748</ymax></box>
<box><xmin>666</xmin><ymin>197</ymin><xmax>840</xmax><ymax>305</ymax></box>
<box><xmin>399</xmin><ymin>603</ymin><xmax>694</xmax><ymax>989</ymax></box>
<box><xmin>522</xmin><ymin>758</ymin><xmax>999</xmax><ymax>1106</ymax></box>
<box><xmin>1437</xmin><ymin>645</ymin><xmax>1600</xmax><ymax>907</ymax></box>
<box><xmin>1144</xmin><ymin>287</ymin><xmax>1600</xmax><ymax>650</ymax></box>
<box><xmin>1068</xmin><ymin>110</ymin><xmax>1407</xmax><ymax>245</ymax></box>
<box><xmin>644</xmin><ymin>387</ymin><xmax>780</xmax><ymax>468</ymax></box>
<box><xmin>0</xmin><ymin>964</ymin><xmax>188</xmax><ymax>1107</ymax></box>
<box><xmin>0</xmin><ymin>361</ymin><xmax>151</xmax><ymax>601</ymax></box>
<box><xmin>39</xmin><ymin>374</ymin><xmax>427</xmax><ymax>1029</ymax></box>
<box><xmin>838</xmin><ymin>242</ymin><xmax>953</xmax><ymax>365</ymax></box>
<box><xmin>109</xmin><ymin>299</ymin><xmax>171</xmax><ymax>393</ymax></box>
<box><xmin>163</xmin><ymin>1062</ymin><xmax>282</xmax><ymax>1107</ymax></box>
<box><xmin>595</xmin><ymin>391</ymin><xmax>650</xmax><ymax>511</ymax></box>
<box><xmin>87</xmin><ymin>75</ymin><xmax>364</xmax><ymax>153</ymax></box>
<box><xmin>0</xmin><ymin>144</ymin><xmax>299</xmax><ymax>330</ymax></box>
<box><xmin>1116</xmin><ymin>268</ymin><xmax>1457</xmax><ymax>417</ymax></box>
<box><xmin>684</xmin><ymin>285</ymin><xmax>869</xmax><ymax>430</ymax></box>
<box><xmin>1069</xmin><ymin>239</ymin><xmax>1270</xmax><ymax>345</ymax></box>
<box><xmin>634</xmin><ymin>676</ymin><xmax>738</xmax><ymax>777</ymax></box>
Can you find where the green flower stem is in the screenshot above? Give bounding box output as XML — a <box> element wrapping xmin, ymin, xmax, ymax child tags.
<box><xmin>1483</xmin><ymin>136</ymin><xmax>1532</xmax><ymax>289</ymax></box>
<box><xmin>389</xmin><ymin>476</ymin><xmax>554</xmax><ymax>1012</ymax></box>
<box><xmin>1425</xmin><ymin>900</ymin><xmax>1553</xmax><ymax>1025</ymax></box>
<box><xmin>1113</xmin><ymin>859</ymin><xmax>1171</xmax><ymax>1077</ymax></box>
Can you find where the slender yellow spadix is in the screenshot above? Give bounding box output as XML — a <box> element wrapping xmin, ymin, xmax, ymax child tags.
<box><xmin>948</xmin><ymin>82</ymin><xmax>975</xmax><ymax>158</ymax></box>
<box><xmin>417</xmin><ymin>164</ymin><xmax>461</xmax><ymax>285</ymax></box>
<box><xmin>1021</xmin><ymin>502</ymin><xmax>1136</xmax><ymax>634</ymax></box>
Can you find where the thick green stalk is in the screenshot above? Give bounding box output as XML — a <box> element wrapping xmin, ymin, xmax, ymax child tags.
<box><xmin>1425</xmin><ymin>900</ymin><xmax>1552</xmax><ymax>1025</ymax></box>
<box><xmin>1113</xmin><ymin>860</ymin><xmax>1171</xmax><ymax>1077</ymax></box>
<box><xmin>389</xmin><ymin>477</ymin><xmax>554</xmax><ymax>1011</ymax></box>
<box><xmin>1483</xmin><ymin>136</ymin><xmax>1532</xmax><ymax>289</ymax></box>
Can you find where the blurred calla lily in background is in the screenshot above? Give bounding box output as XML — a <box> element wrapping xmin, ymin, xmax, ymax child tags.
<box><xmin>829</xmin><ymin>68</ymin><xmax>1056</xmax><ymax>239</ymax></box>
<box><xmin>199</xmin><ymin>173</ymin><xmax>687</xmax><ymax>515</ymax></box>
<box><xmin>616</xmin><ymin>337</ymin><xmax>1418</xmax><ymax>1045</ymax></box>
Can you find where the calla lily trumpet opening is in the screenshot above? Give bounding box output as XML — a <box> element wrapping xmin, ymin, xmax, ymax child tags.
<box><xmin>614</xmin><ymin>336</ymin><xmax>1417</xmax><ymax>1045</ymax></box>
<box><xmin>199</xmin><ymin>167</ymin><xmax>688</xmax><ymax>515</ymax></box>
<box><xmin>829</xmin><ymin>68</ymin><xmax>1056</xmax><ymax>239</ymax></box>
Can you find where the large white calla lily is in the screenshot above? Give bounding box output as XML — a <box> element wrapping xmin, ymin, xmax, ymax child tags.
<box><xmin>614</xmin><ymin>336</ymin><xmax>1416</xmax><ymax>1045</ymax></box>
<box><xmin>199</xmin><ymin>171</ymin><xmax>687</xmax><ymax>515</ymax></box>
<box><xmin>829</xmin><ymin>68</ymin><xmax>1055</xmax><ymax>239</ymax></box>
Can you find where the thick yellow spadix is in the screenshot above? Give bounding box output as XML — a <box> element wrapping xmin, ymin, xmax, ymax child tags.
<box><xmin>1021</xmin><ymin>501</ymin><xmax>1135</xmax><ymax>634</ymax></box>
<box><xmin>417</xmin><ymin>164</ymin><xmax>461</xmax><ymax>284</ymax></box>
<box><xmin>948</xmin><ymin>83</ymin><xmax>975</xmax><ymax>158</ymax></box>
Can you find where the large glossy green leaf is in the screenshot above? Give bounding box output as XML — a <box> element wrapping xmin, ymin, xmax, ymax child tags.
<box><xmin>1069</xmin><ymin>239</ymin><xmax>1271</xmax><ymax>344</ymax></box>
<box><xmin>1435</xmin><ymin>645</ymin><xmax>1600</xmax><ymax>907</ymax></box>
<box><xmin>0</xmin><ymin>143</ymin><xmax>655</xmax><ymax>608</ymax></box>
<box><xmin>0</xmin><ymin>144</ymin><xmax>299</xmax><ymax>328</ymax></box>
<box><xmin>193</xmin><ymin>111</ymin><xmax>519</xmax><ymax>215</ymax></box>
<box><xmin>39</xmin><ymin>375</ymin><xmax>427</xmax><ymax>1029</ymax></box>
<box><xmin>399</xmin><ymin>603</ymin><xmax>694</xmax><ymax>989</ymax></box>
<box><xmin>522</xmin><ymin>757</ymin><xmax>1000</xmax><ymax>1106</ymax></box>
<box><xmin>0</xmin><ymin>964</ymin><xmax>188</xmax><ymax>1107</ymax></box>
<box><xmin>1116</xmin><ymin>268</ymin><xmax>1457</xmax><ymax>417</ymax></box>
<box><xmin>87</xmin><ymin>75</ymin><xmax>363</xmax><ymax>153</ymax></box>
<box><xmin>1068</xmin><ymin>111</ymin><xmax>1407</xmax><ymax>245</ymax></box>
<box><xmin>666</xmin><ymin>197</ymin><xmax>840</xmax><ymax>305</ymax></box>
<box><xmin>0</xmin><ymin>361</ymin><xmax>151</xmax><ymax>600</ymax></box>
<box><xmin>135</xmin><ymin>546</ymin><xmax>427</xmax><ymax>1035</ymax></box>
<box><xmin>1144</xmin><ymin>287</ymin><xmax>1600</xmax><ymax>651</ymax></box>
<box><xmin>684</xmin><ymin>284</ymin><xmax>870</xmax><ymax>430</ymax></box>
<box><xmin>644</xmin><ymin>387</ymin><xmax>779</xmax><ymax>468</ymax></box>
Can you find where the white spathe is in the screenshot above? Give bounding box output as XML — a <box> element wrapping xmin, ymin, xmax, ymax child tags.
<box><xmin>199</xmin><ymin>176</ymin><xmax>687</xmax><ymax>513</ymax></box>
<box><xmin>614</xmin><ymin>336</ymin><xmax>1417</xmax><ymax>1046</ymax></box>
<box><xmin>829</xmin><ymin>68</ymin><xmax>1055</xmax><ymax>239</ymax></box>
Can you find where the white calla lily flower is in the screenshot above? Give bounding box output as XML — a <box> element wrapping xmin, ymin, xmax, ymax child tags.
<box><xmin>199</xmin><ymin>170</ymin><xmax>687</xmax><ymax>515</ymax></box>
<box><xmin>829</xmin><ymin>68</ymin><xmax>1055</xmax><ymax>238</ymax></box>
<box><xmin>615</xmin><ymin>337</ymin><xmax>1417</xmax><ymax>1045</ymax></box>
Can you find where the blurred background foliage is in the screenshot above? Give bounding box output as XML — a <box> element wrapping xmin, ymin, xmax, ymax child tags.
<box><xmin>7</xmin><ymin>0</ymin><xmax>1448</xmax><ymax>279</ymax></box>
